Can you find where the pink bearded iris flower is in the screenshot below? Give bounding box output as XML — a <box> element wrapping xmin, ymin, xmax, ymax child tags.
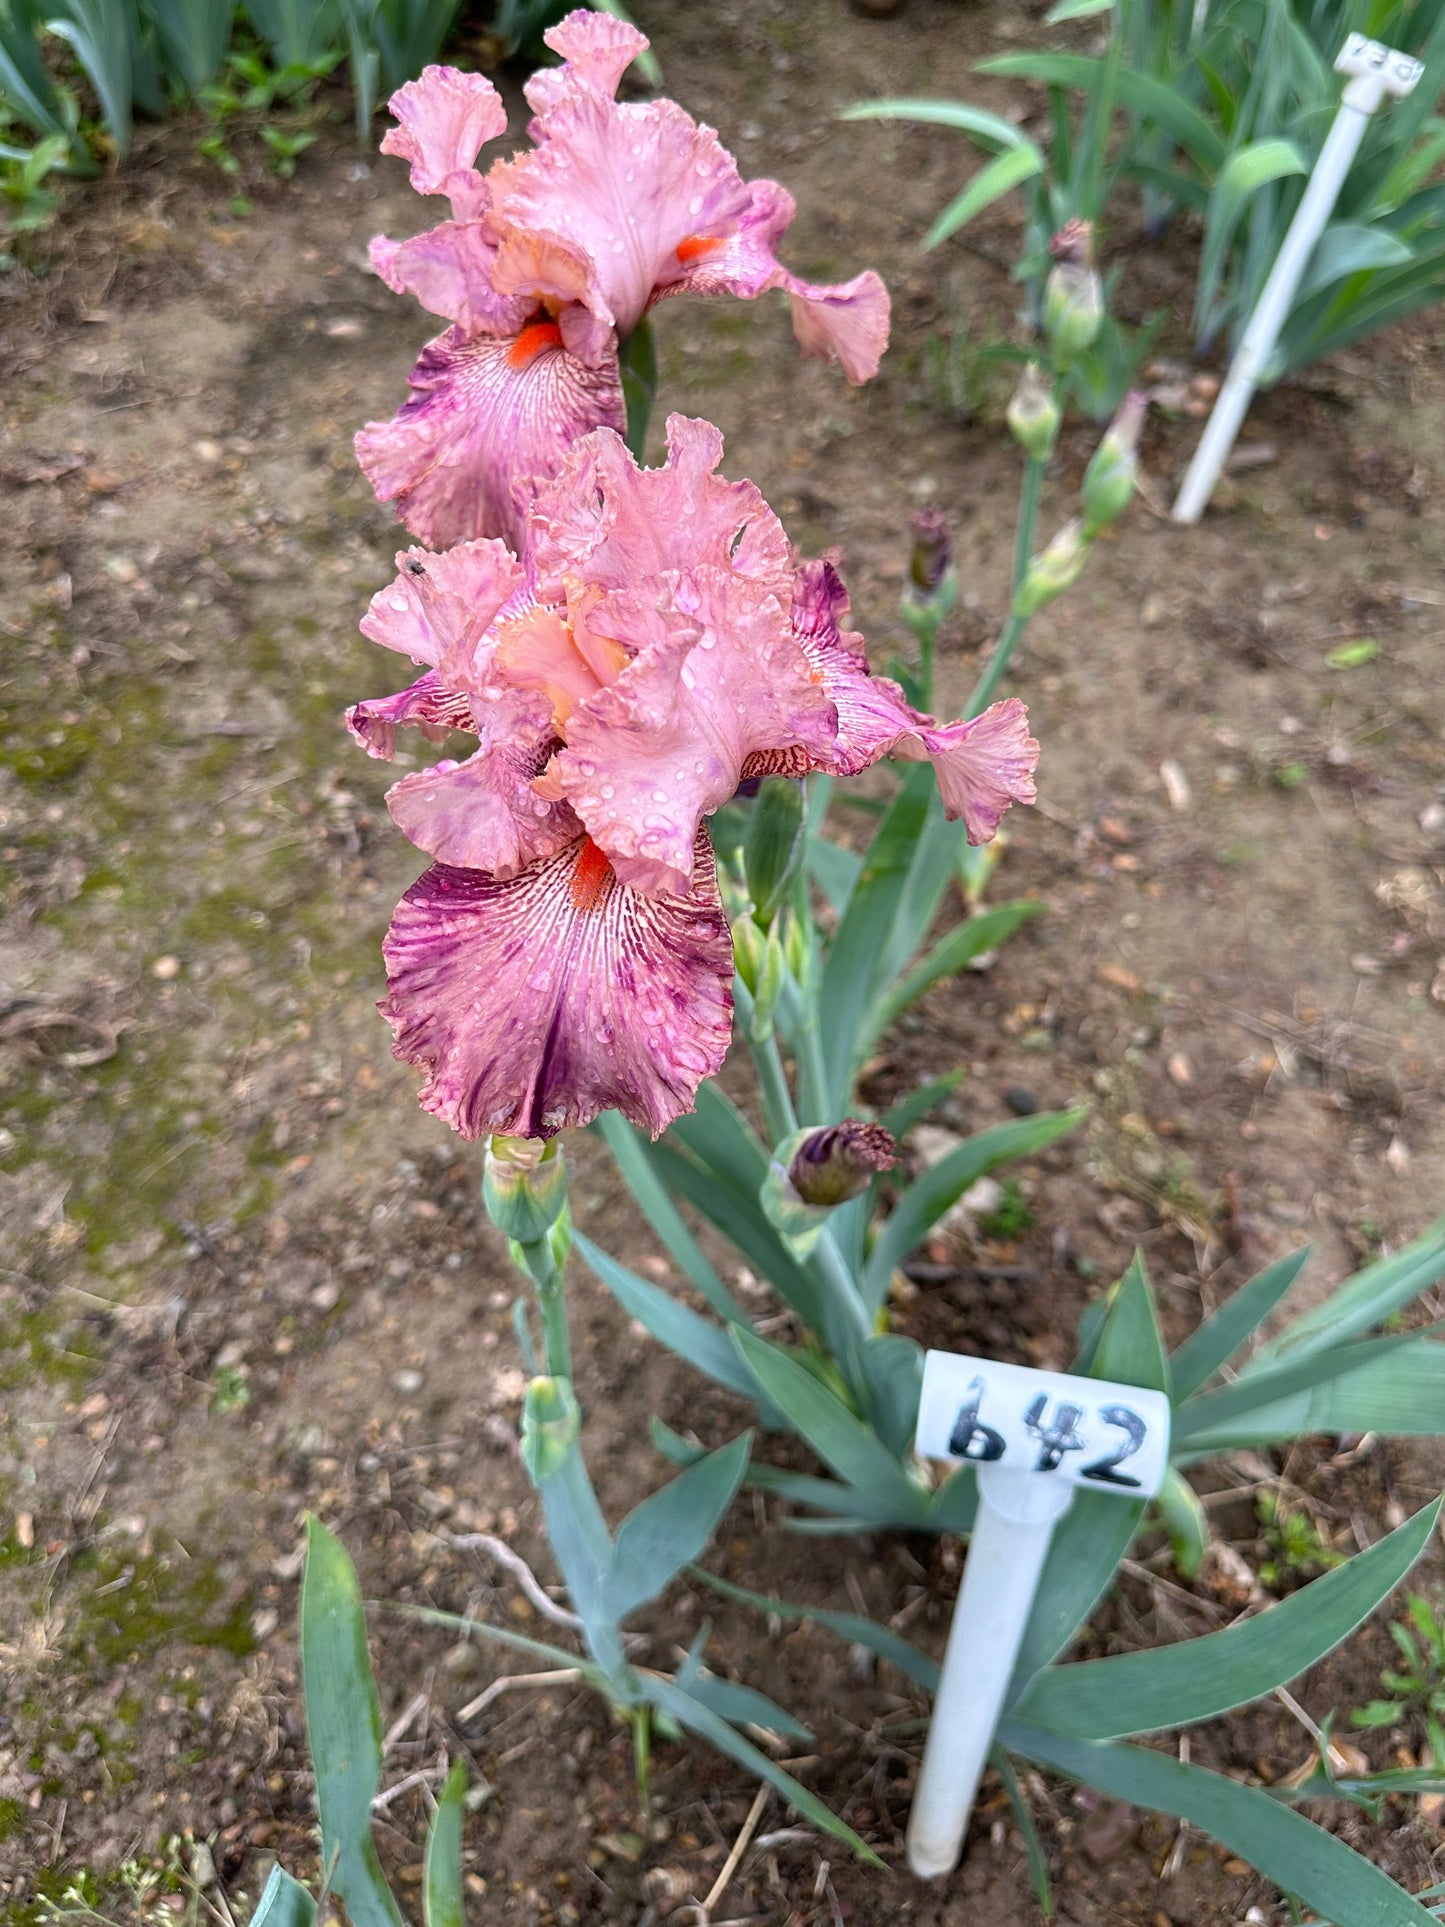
<box><xmin>349</xmin><ymin>416</ymin><xmax>1036</xmax><ymax>1141</ymax></box>
<box><xmin>355</xmin><ymin>9</ymin><xmax>890</xmax><ymax>553</ymax></box>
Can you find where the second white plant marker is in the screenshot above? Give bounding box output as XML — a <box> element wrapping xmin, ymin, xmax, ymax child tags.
<box><xmin>906</xmin><ymin>1352</ymin><xmax>1172</xmax><ymax>1880</ymax></box>
<box><xmin>1172</xmin><ymin>32</ymin><xmax>1426</xmax><ymax>524</ymax></box>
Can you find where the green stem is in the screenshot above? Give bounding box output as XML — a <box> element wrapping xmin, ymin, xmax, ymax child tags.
<box><xmin>812</xmin><ymin>1228</ymin><xmax>874</xmax><ymax>1346</ymax></box>
<box><xmin>618</xmin><ymin>316</ymin><xmax>657</xmax><ymax>461</ymax></box>
<box><xmin>966</xmin><ymin>381</ymin><xmax>1062</xmax><ymax>719</ymax></box>
<box><xmin>750</xmin><ymin>1030</ymin><xmax>799</xmax><ymax>1146</ymax></box>
<box><xmin>535</xmin><ymin>1265</ymin><xmax>572</xmax><ymax>1381</ymax></box>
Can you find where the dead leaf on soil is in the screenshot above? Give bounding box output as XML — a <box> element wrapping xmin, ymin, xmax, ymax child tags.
<box><xmin>0</xmin><ymin>1000</ymin><xmax>119</xmax><ymax>1067</ymax></box>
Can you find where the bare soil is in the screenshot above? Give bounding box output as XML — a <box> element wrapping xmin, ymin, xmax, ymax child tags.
<box><xmin>2</xmin><ymin>2</ymin><xmax>1444</xmax><ymax>1923</ymax></box>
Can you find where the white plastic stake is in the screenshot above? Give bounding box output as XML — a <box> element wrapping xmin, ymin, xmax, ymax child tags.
<box><xmin>1172</xmin><ymin>33</ymin><xmax>1425</xmax><ymax>525</ymax></box>
<box><xmin>905</xmin><ymin>1353</ymin><xmax>1172</xmax><ymax>1881</ymax></box>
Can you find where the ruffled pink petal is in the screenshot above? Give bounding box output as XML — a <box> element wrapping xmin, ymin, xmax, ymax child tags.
<box><xmin>355</xmin><ymin>324</ymin><xmax>626</xmax><ymax>552</ymax></box>
<box><xmin>557</xmin><ymin>565</ymin><xmax>837</xmax><ymax>897</ymax></box>
<box><xmin>380</xmin><ymin>66</ymin><xmax>506</xmax><ymax>200</ymax></box>
<box><xmin>488</xmin><ymin>93</ymin><xmax>751</xmax><ymax>340</ymax></box>
<box><xmin>381</xmin><ymin>834</ymin><xmax>733</xmax><ymax>1139</ymax></box>
<box><xmin>360</xmin><ymin>538</ymin><xmax>524</xmax><ymax>690</ymax></box>
<box><xmin>384</xmin><ymin>686</ymin><xmax>577</xmax><ymax>877</ymax></box>
<box><xmin>785</xmin><ymin>561</ymin><xmax>1038</xmax><ymax>842</ymax></box>
<box><xmin>783</xmin><ymin>271</ymin><xmax>891</xmax><ymax>385</ymax></box>
<box><xmin>347</xmin><ymin>672</ymin><xmax>475</xmax><ymax>760</ymax></box>
<box><xmin>651</xmin><ymin>180</ymin><xmax>891</xmax><ymax>383</ymax></box>
<box><xmin>538</xmin><ymin>9</ymin><xmax>649</xmax><ymax>100</ymax></box>
<box><xmin>906</xmin><ymin>701</ymin><xmax>1040</xmax><ymax>842</ymax></box>
<box><xmin>529</xmin><ymin>415</ymin><xmax>792</xmax><ymax>599</ymax></box>
<box><xmin>369</xmin><ymin>227</ymin><xmax>531</xmax><ymax>336</ymax></box>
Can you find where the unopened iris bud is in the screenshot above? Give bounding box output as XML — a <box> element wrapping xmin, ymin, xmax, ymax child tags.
<box><xmin>484</xmin><ymin>1134</ymin><xmax>568</xmax><ymax>1243</ymax></box>
<box><xmin>732</xmin><ymin>915</ymin><xmax>768</xmax><ymax>996</ymax></box>
<box><xmin>908</xmin><ymin>507</ymin><xmax>951</xmax><ymax>594</ymax></box>
<box><xmin>1081</xmin><ymin>390</ymin><xmax>1147</xmax><ymax>537</ymax></box>
<box><xmin>763</xmin><ymin>1119</ymin><xmax>899</xmax><ymax>1256</ymax></box>
<box><xmin>1043</xmin><ymin>219</ymin><xmax>1102</xmax><ymax>371</ymax></box>
<box><xmin>520</xmin><ymin>1375</ymin><xmax>581</xmax><ymax>1484</ymax></box>
<box><xmin>1006</xmin><ymin>362</ymin><xmax>1061</xmax><ymax>464</ymax></box>
<box><xmin>1011</xmin><ymin>518</ymin><xmax>1091</xmax><ymax>620</ymax></box>
<box><xmin>789</xmin><ymin>1120</ymin><xmax>899</xmax><ymax>1206</ymax></box>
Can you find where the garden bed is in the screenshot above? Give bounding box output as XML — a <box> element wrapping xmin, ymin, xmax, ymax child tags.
<box><xmin>2</xmin><ymin>1</ymin><xmax>1443</xmax><ymax>1921</ymax></box>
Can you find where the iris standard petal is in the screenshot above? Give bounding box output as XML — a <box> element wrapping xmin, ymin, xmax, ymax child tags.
<box><xmin>384</xmin><ymin>685</ymin><xmax>578</xmax><ymax>877</ymax></box>
<box><xmin>529</xmin><ymin>414</ymin><xmax>792</xmax><ymax>598</ymax></box>
<box><xmin>361</xmin><ymin>538</ymin><xmax>525</xmax><ymax>687</ymax></box>
<box><xmin>557</xmin><ymin>566</ymin><xmax>836</xmax><ymax>897</ymax></box>
<box><xmin>346</xmin><ymin>672</ymin><xmax>476</xmax><ymax>760</ymax></box>
<box><xmin>753</xmin><ymin>560</ymin><xmax>1040</xmax><ymax>844</ymax></box>
<box><xmin>380</xmin><ymin>65</ymin><xmax>507</xmax><ymax>200</ymax></box>
<box><xmin>370</xmin><ymin>226</ymin><xmax>532</xmax><ymax>336</ymax></box>
<box><xmin>355</xmin><ymin>324</ymin><xmax>626</xmax><ymax>551</ymax></box>
<box><xmin>488</xmin><ymin>91</ymin><xmax>752</xmax><ymax>341</ymax></box>
<box><xmin>381</xmin><ymin>834</ymin><xmax>733</xmax><ymax>1139</ymax></box>
<box><xmin>530</xmin><ymin>9</ymin><xmax>650</xmax><ymax>106</ymax></box>
<box><xmin>651</xmin><ymin>180</ymin><xmax>891</xmax><ymax>384</ymax></box>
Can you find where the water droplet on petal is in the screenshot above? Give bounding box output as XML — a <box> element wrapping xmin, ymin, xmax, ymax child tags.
<box><xmin>389</xmin><ymin>594</ymin><xmax>410</xmax><ymax>613</ymax></box>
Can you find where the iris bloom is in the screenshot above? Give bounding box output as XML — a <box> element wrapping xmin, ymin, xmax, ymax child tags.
<box><xmin>356</xmin><ymin>10</ymin><xmax>890</xmax><ymax>553</ymax></box>
<box><xmin>351</xmin><ymin>415</ymin><xmax>1038</xmax><ymax>1141</ymax></box>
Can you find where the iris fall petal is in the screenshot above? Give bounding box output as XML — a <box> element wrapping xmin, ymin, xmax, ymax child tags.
<box><xmin>381</xmin><ymin>835</ymin><xmax>733</xmax><ymax>1139</ymax></box>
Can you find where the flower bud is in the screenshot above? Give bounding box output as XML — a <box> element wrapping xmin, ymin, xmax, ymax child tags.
<box><xmin>521</xmin><ymin>1375</ymin><xmax>581</xmax><ymax>1484</ymax></box>
<box><xmin>789</xmin><ymin>1120</ymin><xmax>899</xmax><ymax>1206</ymax></box>
<box><xmin>1043</xmin><ymin>221</ymin><xmax>1102</xmax><ymax>372</ymax></box>
<box><xmin>731</xmin><ymin>914</ymin><xmax>768</xmax><ymax>996</ymax></box>
<box><xmin>908</xmin><ymin>507</ymin><xmax>951</xmax><ymax>594</ymax></box>
<box><xmin>1011</xmin><ymin>518</ymin><xmax>1092</xmax><ymax>621</ymax></box>
<box><xmin>1006</xmin><ymin>362</ymin><xmax>1061</xmax><ymax>463</ymax></box>
<box><xmin>763</xmin><ymin>1120</ymin><xmax>898</xmax><ymax>1255</ymax></box>
<box><xmin>484</xmin><ymin>1134</ymin><xmax>568</xmax><ymax>1243</ymax></box>
<box><xmin>1080</xmin><ymin>390</ymin><xmax>1147</xmax><ymax>537</ymax></box>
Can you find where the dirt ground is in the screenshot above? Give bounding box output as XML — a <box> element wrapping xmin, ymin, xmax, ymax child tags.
<box><xmin>2</xmin><ymin>1</ymin><xmax>1445</xmax><ymax>1922</ymax></box>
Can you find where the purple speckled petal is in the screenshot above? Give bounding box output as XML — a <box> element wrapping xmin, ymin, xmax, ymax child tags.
<box><xmin>651</xmin><ymin>180</ymin><xmax>891</xmax><ymax>384</ymax></box>
<box><xmin>346</xmin><ymin>671</ymin><xmax>476</xmax><ymax>761</ymax></box>
<box><xmin>385</xmin><ymin>685</ymin><xmax>577</xmax><ymax>876</ymax></box>
<box><xmin>355</xmin><ymin>324</ymin><xmax>626</xmax><ymax>551</ymax></box>
<box><xmin>381</xmin><ymin>833</ymin><xmax>734</xmax><ymax>1139</ymax></box>
<box><xmin>360</xmin><ymin>538</ymin><xmax>524</xmax><ymax>690</ymax></box>
<box><xmin>779</xmin><ymin>560</ymin><xmax>1038</xmax><ymax>842</ymax></box>
<box><xmin>557</xmin><ymin>565</ymin><xmax>836</xmax><ymax>897</ymax></box>
<box><xmin>369</xmin><ymin>227</ymin><xmax>532</xmax><ymax>336</ymax></box>
<box><xmin>488</xmin><ymin>92</ymin><xmax>751</xmax><ymax>340</ymax></box>
<box><xmin>529</xmin><ymin>415</ymin><xmax>792</xmax><ymax>599</ymax></box>
<box><xmin>380</xmin><ymin>66</ymin><xmax>507</xmax><ymax>201</ymax></box>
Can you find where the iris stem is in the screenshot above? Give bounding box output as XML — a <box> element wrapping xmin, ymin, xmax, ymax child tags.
<box><xmin>751</xmin><ymin>1031</ymin><xmax>799</xmax><ymax>1145</ymax></box>
<box><xmin>811</xmin><ymin>1227</ymin><xmax>873</xmax><ymax>1352</ymax></box>
<box><xmin>535</xmin><ymin>1265</ymin><xmax>572</xmax><ymax>1382</ymax></box>
<box><xmin>966</xmin><ymin>376</ymin><xmax>1062</xmax><ymax>719</ymax></box>
<box><xmin>619</xmin><ymin>316</ymin><xmax>658</xmax><ymax>462</ymax></box>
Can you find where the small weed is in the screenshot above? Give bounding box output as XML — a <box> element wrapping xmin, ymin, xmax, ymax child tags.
<box><xmin>208</xmin><ymin>1366</ymin><xmax>251</xmax><ymax>1416</ymax></box>
<box><xmin>0</xmin><ymin>128</ymin><xmax>71</xmax><ymax>267</ymax></box>
<box><xmin>1350</xmin><ymin>1591</ymin><xmax>1445</xmax><ymax>1769</ymax></box>
<box><xmin>979</xmin><ymin>1178</ymin><xmax>1036</xmax><ymax>1241</ymax></box>
<box><xmin>1257</xmin><ymin>1491</ymin><xmax>1344</xmax><ymax>1591</ymax></box>
<box><xmin>34</xmin><ymin>1836</ymin><xmax>197</xmax><ymax>1927</ymax></box>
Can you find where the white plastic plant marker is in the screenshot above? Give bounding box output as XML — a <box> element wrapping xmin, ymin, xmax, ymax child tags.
<box><xmin>1172</xmin><ymin>32</ymin><xmax>1425</xmax><ymax>524</ymax></box>
<box><xmin>905</xmin><ymin>1352</ymin><xmax>1171</xmax><ymax>1880</ymax></box>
